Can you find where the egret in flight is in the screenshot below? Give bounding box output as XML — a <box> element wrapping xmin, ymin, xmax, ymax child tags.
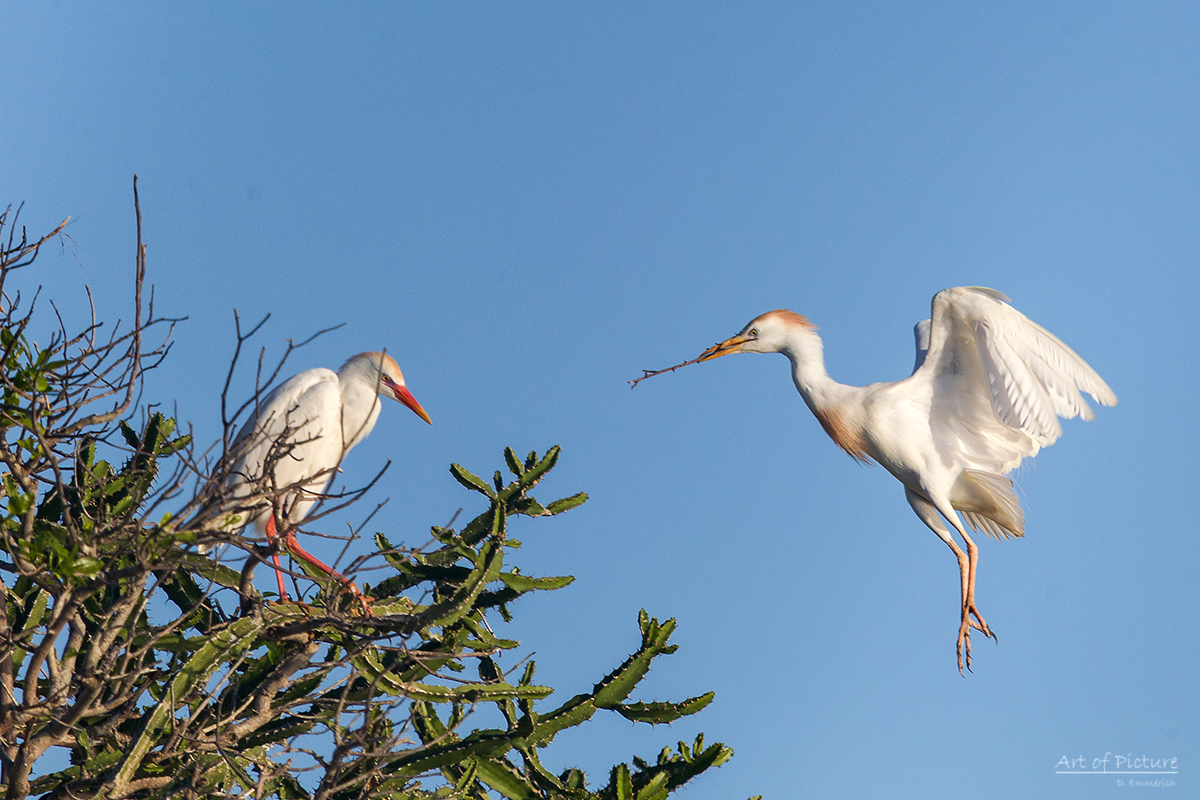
<box><xmin>225</xmin><ymin>351</ymin><xmax>431</xmax><ymax>607</ymax></box>
<box><xmin>632</xmin><ymin>287</ymin><xmax>1116</xmax><ymax>671</ymax></box>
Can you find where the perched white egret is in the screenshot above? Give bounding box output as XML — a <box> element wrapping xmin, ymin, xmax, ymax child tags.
<box><xmin>225</xmin><ymin>351</ymin><xmax>431</xmax><ymax>606</ymax></box>
<box><xmin>638</xmin><ymin>287</ymin><xmax>1116</xmax><ymax>671</ymax></box>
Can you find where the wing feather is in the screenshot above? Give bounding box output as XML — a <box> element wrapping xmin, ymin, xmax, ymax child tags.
<box><xmin>226</xmin><ymin>367</ymin><xmax>345</xmax><ymax>529</ymax></box>
<box><xmin>916</xmin><ymin>287</ymin><xmax>1117</xmax><ymax>474</ymax></box>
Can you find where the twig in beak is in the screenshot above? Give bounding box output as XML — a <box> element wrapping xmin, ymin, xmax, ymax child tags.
<box><xmin>628</xmin><ymin>351</ymin><xmax>714</xmax><ymax>389</ymax></box>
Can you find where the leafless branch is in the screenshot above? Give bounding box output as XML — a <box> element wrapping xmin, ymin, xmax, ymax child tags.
<box><xmin>628</xmin><ymin>349</ymin><xmax>716</xmax><ymax>388</ymax></box>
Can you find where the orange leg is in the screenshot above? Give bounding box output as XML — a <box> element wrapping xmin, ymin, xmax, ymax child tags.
<box><xmin>270</xmin><ymin>552</ymin><xmax>289</xmax><ymax>600</ymax></box>
<box><xmin>961</xmin><ymin>532</ymin><xmax>996</xmax><ymax>643</ymax></box>
<box><xmin>942</xmin><ymin>538</ymin><xmax>976</xmax><ymax>673</ymax></box>
<box><xmin>943</xmin><ymin>532</ymin><xmax>997</xmax><ymax>673</ymax></box>
<box><xmin>265</xmin><ymin>516</ymin><xmax>371</xmax><ymax>614</ymax></box>
<box><xmin>905</xmin><ymin>488</ymin><xmax>997</xmax><ymax>672</ymax></box>
<box><xmin>265</xmin><ymin>516</ymin><xmax>290</xmax><ymax>600</ymax></box>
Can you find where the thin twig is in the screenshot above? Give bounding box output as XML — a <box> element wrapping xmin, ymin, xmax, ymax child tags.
<box><xmin>628</xmin><ymin>349</ymin><xmax>715</xmax><ymax>388</ymax></box>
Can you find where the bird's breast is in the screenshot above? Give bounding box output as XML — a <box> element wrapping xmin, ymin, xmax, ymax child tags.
<box><xmin>858</xmin><ymin>388</ymin><xmax>940</xmax><ymax>487</ymax></box>
<box><xmin>812</xmin><ymin>406</ymin><xmax>872</xmax><ymax>463</ymax></box>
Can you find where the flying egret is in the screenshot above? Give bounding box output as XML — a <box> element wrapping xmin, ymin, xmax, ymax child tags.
<box><xmin>225</xmin><ymin>351</ymin><xmax>431</xmax><ymax>607</ymax></box>
<box><xmin>634</xmin><ymin>287</ymin><xmax>1116</xmax><ymax>671</ymax></box>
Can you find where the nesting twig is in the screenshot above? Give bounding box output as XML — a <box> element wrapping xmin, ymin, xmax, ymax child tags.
<box><xmin>628</xmin><ymin>351</ymin><xmax>712</xmax><ymax>389</ymax></box>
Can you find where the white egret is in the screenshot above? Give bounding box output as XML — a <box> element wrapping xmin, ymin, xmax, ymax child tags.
<box><xmin>225</xmin><ymin>351</ymin><xmax>431</xmax><ymax>607</ymax></box>
<box><xmin>637</xmin><ymin>287</ymin><xmax>1116</xmax><ymax>671</ymax></box>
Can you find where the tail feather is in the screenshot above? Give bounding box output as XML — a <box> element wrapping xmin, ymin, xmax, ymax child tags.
<box><xmin>954</xmin><ymin>470</ymin><xmax>1025</xmax><ymax>540</ymax></box>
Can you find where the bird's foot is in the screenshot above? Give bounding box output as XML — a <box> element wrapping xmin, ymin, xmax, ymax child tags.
<box><xmin>328</xmin><ymin>578</ymin><xmax>374</xmax><ymax>617</ymax></box>
<box><xmin>267</xmin><ymin>597</ymin><xmax>316</xmax><ymax>616</ymax></box>
<box><xmin>347</xmin><ymin>584</ymin><xmax>374</xmax><ymax>617</ymax></box>
<box><xmin>956</xmin><ymin>616</ymin><xmax>974</xmax><ymax>674</ymax></box>
<box><xmin>956</xmin><ymin>603</ymin><xmax>997</xmax><ymax>673</ymax></box>
<box><xmin>967</xmin><ymin>602</ymin><xmax>997</xmax><ymax>642</ymax></box>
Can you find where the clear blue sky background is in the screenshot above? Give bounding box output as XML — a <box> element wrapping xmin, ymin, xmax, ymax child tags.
<box><xmin>4</xmin><ymin>3</ymin><xmax>1196</xmax><ymax>798</ymax></box>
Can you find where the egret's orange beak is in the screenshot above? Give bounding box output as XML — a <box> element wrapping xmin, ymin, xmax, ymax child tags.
<box><xmin>697</xmin><ymin>333</ymin><xmax>753</xmax><ymax>362</ymax></box>
<box><xmin>385</xmin><ymin>378</ymin><xmax>432</xmax><ymax>424</ymax></box>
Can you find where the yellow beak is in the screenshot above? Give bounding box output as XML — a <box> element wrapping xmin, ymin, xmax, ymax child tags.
<box><xmin>697</xmin><ymin>334</ymin><xmax>753</xmax><ymax>362</ymax></box>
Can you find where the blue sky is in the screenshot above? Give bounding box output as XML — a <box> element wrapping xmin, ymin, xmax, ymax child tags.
<box><xmin>4</xmin><ymin>3</ymin><xmax>1197</xmax><ymax>798</ymax></box>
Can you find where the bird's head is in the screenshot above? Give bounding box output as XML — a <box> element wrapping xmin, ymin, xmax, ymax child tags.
<box><xmin>346</xmin><ymin>352</ymin><xmax>432</xmax><ymax>425</ymax></box>
<box><xmin>697</xmin><ymin>309</ymin><xmax>816</xmax><ymax>361</ymax></box>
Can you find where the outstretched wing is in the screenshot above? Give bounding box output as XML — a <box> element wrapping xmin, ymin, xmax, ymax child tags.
<box><xmin>914</xmin><ymin>286</ymin><xmax>1117</xmax><ymax>476</ymax></box>
<box><xmin>226</xmin><ymin>367</ymin><xmax>345</xmax><ymax>528</ymax></box>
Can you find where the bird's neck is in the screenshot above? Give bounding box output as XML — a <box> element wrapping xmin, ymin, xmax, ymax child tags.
<box><xmin>780</xmin><ymin>329</ymin><xmax>871</xmax><ymax>461</ymax></box>
<box><xmin>337</xmin><ymin>369</ymin><xmax>383</xmax><ymax>452</ymax></box>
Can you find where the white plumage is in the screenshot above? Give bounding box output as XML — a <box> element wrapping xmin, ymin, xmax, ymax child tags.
<box><xmin>695</xmin><ymin>287</ymin><xmax>1116</xmax><ymax>671</ymax></box>
<box><xmin>225</xmin><ymin>351</ymin><xmax>431</xmax><ymax>602</ymax></box>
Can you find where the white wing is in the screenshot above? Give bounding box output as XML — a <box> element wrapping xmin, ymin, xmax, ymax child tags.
<box><xmin>226</xmin><ymin>367</ymin><xmax>347</xmax><ymax>529</ymax></box>
<box><xmin>915</xmin><ymin>286</ymin><xmax>1117</xmax><ymax>475</ymax></box>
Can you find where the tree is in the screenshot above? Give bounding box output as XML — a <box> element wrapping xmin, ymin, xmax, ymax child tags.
<box><xmin>0</xmin><ymin>184</ymin><xmax>751</xmax><ymax>799</ymax></box>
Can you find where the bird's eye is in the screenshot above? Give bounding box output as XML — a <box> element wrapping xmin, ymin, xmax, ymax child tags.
<box><xmin>748</xmin><ymin>328</ymin><xmax>759</xmax><ymax>337</ymax></box>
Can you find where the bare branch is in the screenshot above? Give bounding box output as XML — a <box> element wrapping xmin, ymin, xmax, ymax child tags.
<box><xmin>628</xmin><ymin>349</ymin><xmax>716</xmax><ymax>388</ymax></box>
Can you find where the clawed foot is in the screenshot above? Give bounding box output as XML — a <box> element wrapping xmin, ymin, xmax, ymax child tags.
<box><xmin>339</xmin><ymin>581</ymin><xmax>374</xmax><ymax>617</ymax></box>
<box><xmin>968</xmin><ymin>602</ymin><xmax>996</xmax><ymax>641</ymax></box>
<box><xmin>269</xmin><ymin>585</ymin><xmax>373</xmax><ymax>616</ymax></box>
<box><xmin>316</xmin><ymin>574</ymin><xmax>375</xmax><ymax>616</ymax></box>
<box><xmin>956</xmin><ymin>603</ymin><xmax>997</xmax><ymax>674</ymax></box>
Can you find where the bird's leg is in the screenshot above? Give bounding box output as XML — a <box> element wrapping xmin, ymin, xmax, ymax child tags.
<box><xmin>904</xmin><ymin>488</ymin><xmax>981</xmax><ymax>673</ymax></box>
<box><xmin>270</xmin><ymin>553</ymin><xmax>288</xmax><ymax>600</ymax></box>
<box><xmin>280</xmin><ymin>528</ymin><xmax>373</xmax><ymax>616</ymax></box>
<box><xmin>942</xmin><ymin>538</ymin><xmax>976</xmax><ymax>673</ymax></box>
<box><xmin>960</xmin><ymin>531</ymin><xmax>996</xmax><ymax>642</ymax></box>
<box><xmin>264</xmin><ymin>515</ymin><xmax>290</xmax><ymax>601</ymax></box>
